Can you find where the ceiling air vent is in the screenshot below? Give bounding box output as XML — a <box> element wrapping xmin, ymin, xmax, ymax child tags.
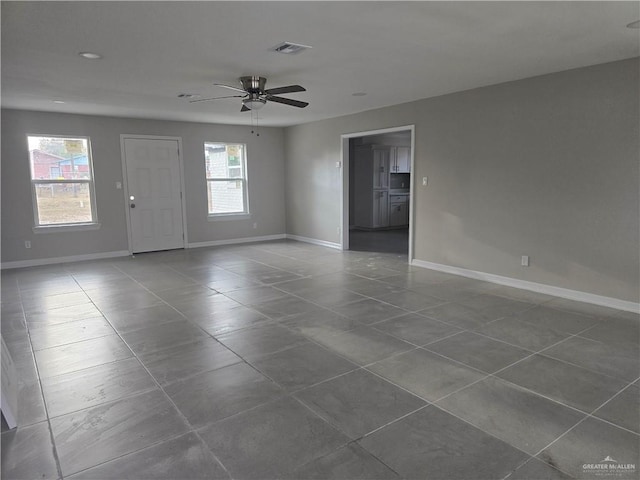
<box><xmin>271</xmin><ymin>42</ymin><xmax>312</xmax><ymax>55</ymax></box>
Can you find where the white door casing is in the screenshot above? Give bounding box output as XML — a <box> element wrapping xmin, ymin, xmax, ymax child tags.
<box><xmin>341</xmin><ymin>125</ymin><xmax>415</xmax><ymax>260</ymax></box>
<box><xmin>121</xmin><ymin>136</ymin><xmax>186</xmax><ymax>253</ymax></box>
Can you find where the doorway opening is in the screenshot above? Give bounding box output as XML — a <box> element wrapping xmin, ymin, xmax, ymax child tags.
<box><xmin>341</xmin><ymin>126</ymin><xmax>415</xmax><ymax>260</ymax></box>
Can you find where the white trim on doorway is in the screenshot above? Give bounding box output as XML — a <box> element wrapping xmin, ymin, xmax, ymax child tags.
<box><xmin>119</xmin><ymin>134</ymin><xmax>189</xmax><ymax>254</ymax></box>
<box><xmin>340</xmin><ymin>125</ymin><xmax>416</xmax><ymax>262</ymax></box>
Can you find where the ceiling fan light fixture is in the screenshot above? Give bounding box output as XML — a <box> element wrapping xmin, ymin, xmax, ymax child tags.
<box><xmin>79</xmin><ymin>51</ymin><xmax>102</xmax><ymax>59</ymax></box>
<box><xmin>243</xmin><ymin>98</ymin><xmax>266</xmax><ymax>110</ymax></box>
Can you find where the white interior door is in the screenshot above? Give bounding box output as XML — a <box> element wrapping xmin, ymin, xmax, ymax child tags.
<box><xmin>123</xmin><ymin>137</ymin><xmax>185</xmax><ymax>253</ymax></box>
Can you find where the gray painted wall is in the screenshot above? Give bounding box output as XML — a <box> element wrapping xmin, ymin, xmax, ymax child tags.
<box><xmin>284</xmin><ymin>59</ymin><xmax>639</xmax><ymax>302</ymax></box>
<box><xmin>1</xmin><ymin>110</ymin><xmax>285</xmax><ymax>263</ymax></box>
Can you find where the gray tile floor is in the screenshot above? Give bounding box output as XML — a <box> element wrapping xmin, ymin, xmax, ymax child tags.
<box><xmin>1</xmin><ymin>240</ymin><xmax>638</xmax><ymax>480</ymax></box>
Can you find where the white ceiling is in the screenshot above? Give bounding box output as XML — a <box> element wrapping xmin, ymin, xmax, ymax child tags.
<box><xmin>2</xmin><ymin>2</ymin><xmax>638</xmax><ymax>127</ymax></box>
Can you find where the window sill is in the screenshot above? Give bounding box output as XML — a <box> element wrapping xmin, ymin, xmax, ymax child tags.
<box><xmin>33</xmin><ymin>223</ymin><xmax>101</xmax><ymax>234</ymax></box>
<box><xmin>207</xmin><ymin>213</ymin><xmax>251</xmax><ymax>222</ymax></box>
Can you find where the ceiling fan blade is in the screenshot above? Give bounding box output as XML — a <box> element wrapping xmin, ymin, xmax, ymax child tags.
<box><xmin>264</xmin><ymin>85</ymin><xmax>306</xmax><ymax>95</ymax></box>
<box><xmin>266</xmin><ymin>96</ymin><xmax>309</xmax><ymax>108</ymax></box>
<box><xmin>241</xmin><ymin>104</ymin><xmax>250</xmax><ymax>112</ymax></box>
<box><xmin>189</xmin><ymin>95</ymin><xmax>245</xmax><ymax>103</ymax></box>
<box><xmin>214</xmin><ymin>83</ymin><xmax>248</xmax><ymax>94</ymax></box>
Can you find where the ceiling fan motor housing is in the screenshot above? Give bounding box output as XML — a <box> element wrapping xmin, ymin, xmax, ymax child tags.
<box><xmin>240</xmin><ymin>76</ymin><xmax>267</xmax><ymax>94</ymax></box>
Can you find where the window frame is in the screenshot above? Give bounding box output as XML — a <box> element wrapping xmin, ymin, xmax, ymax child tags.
<box><xmin>28</xmin><ymin>134</ymin><xmax>99</xmax><ymax>231</ymax></box>
<box><xmin>204</xmin><ymin>142</ymin><xmax>250</xmax><ymax>220</ymax></box>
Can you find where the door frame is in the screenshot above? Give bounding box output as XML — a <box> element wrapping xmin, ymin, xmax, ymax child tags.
<box><xmin>340</xmin><ymin>125</ymin><xmax>415</xmax><ymax>262</ymax></box>
<box><xmin>120</xmin><ymin>134</ymin><xmax>188</xmax><ymax>254</ymax></box>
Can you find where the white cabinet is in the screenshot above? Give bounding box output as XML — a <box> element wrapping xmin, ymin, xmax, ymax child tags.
<box><xmin>389</xmin><ymin>194</ymin><xmax>409</xmax><ymax>227</ymax></box>
<box><xmin>373</xmin><ymin>190</ymin><xmax>389</xmax><ymax>228</ymax></box>
<box><xmin>354</xmin><ymin>146</ymin><xmax>390</xmax><ymax>228</ymax></box>
<box><xmin>353</xmin><ymin>145</ymin><xmax>409</xmax><ymax>229</ymax></box>
<box><xmin>390</xmin><ymin>146</ymin><xmax>411</xmax><ymax>173</ymax></box>
<box><xmin>372</xmin><ymin>148</ymin><xmax>390</xmax><ymax>189</ymax></box>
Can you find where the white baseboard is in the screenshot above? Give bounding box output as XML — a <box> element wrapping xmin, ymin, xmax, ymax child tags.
<box><xmin>1</xmin><ymin>250</ymin><xmax>130</xmax><ymax>270</ymax></box>
<box><xmin>286</xmin><ymin>234</ymin><xmax>342</xmax><ymax>250</ymax></box>
<box><xmin>187</xmin><ymin>234</ymin><xmax>286</xmax><ymax>249</ymax></box>
<box><xmin>411</xmin><ymin>259</ymin><xmax>640</xmax><ymax>314</ymax></box>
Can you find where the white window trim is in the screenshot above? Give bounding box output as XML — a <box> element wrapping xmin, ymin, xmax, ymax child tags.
<box><xmin>33</xmin><ymin>222</ymin><xmax>101</xmax><ymax>234</ymax></box>
<box><xmin>205</xmin><ymin>142</ymin><xmax>250</xmax><ymax>218</ymax></box>
<box><xmin>28</xmin><ymin>134</ymin><xmax>99</xmax><ymax>229</ymax></box>
<box><xmin>207</xmin><ymin>213</ymin><xmax>251</xmax><ymax>222</ymax></box>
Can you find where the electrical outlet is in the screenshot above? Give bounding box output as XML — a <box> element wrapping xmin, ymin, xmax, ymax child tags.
<box><xmin>521</xmin><ymin>255</ymin><xmax>529</xmax><ymax>267</ymax></box>
<box><xmin>252</xmin><ymin>223</ymin><xmax>258</xmax><ymax>229</ymax></box>
<box><xmin>422</xmin><ymin>177</ymin><xmax>428</xmax><ymax>186</ymax></box>
<box><xmin>24</xmin><ymin>240</ymin><xmax>31</xmax><ymax>249</ymax></box>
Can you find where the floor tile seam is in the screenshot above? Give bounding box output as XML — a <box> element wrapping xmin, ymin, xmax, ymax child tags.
<box><xmin>581</xmin><ymin>379</ymin><xmax>640</xmax><ymax>435</ymax></box>
<box><xmin>511</xmin><ymin>313</ymin><xmax>601</xmax><ymax>337</ymax></box>
<box><xmin>62</xmin><ymin>430</ymin><xmax>222</xmax><ymax>480</ymax></box>
<box><xmin>89</xmin><ymin>266</ymin><xmax>255</xmax><ymax>354</ymax></box>
<box><xmin>437</xmin><ymin>326</ymin><xmax>537</xmax><ymax>354</ymax></box>
<box><xmin>305</xmin><ymin>394</ymin><xmax>429</xmax><ymax>449</ymax></box>
<box><xmin>16</xmin><ymin>289</ymin><xmax>65</xmax><ymax>480</ymax></box>
<box><xmin>429</xmin><ymin>399</ymin><xmax>564</xmax><ymax>460</ymax></box>
<box><xmin>487</xmin><ymin>291</ymin><xmax>554</xmax><ymax>307</ymax></box>
<box><xmin>288</xmin><ymin>438</ymin><xmax>404</xmax><ymax>480</ymax></box>
<box><xmin>358</xmin><ymin>365</ymin><xmax>438</xmax><ymax>406</ymax></box>
<box><xmin>216</xmin><ymin>258</ymin><xmax>311</xmax><ymax>278</ymax></box>
<box><xmin>365</xmin><ymin>323</ymin><xmax>459</xmax><ymax>351</ymax></box>
<box><xmin>110</xmin><ymin>316</ymin><xmax>196</xmax><ymax>336</ymax></box>
<box><xmin>152</xmin><ymin>262</ymin><xmax>217</xmax><ymax>287</ymax></box>
<box><xmin>275</xmin><ymin>363</ymin><xmax>370</xmax><ymax>396</ymax></box>
<box><xmin>270</xmin><ymin>303</ymin><xmax>395</xmax><ymax>353</ymax></box>
<box><xmin>533</xmin><ymin>329</ymin><xmax>640</xmax><ymax>384</ymax></box>
<box><xmin>327</xmin><ymin>297</ymin><xmax>414</xmax><ymax>319</ymax></box>
<box><xmin>29</xmin><ymin>331</ymin><xmax>119</xmax><ymax>354</ymax></box>
<box><xmin>534</xmin><ymin>348</ymin><xmax>639</xmax><ymax>384</ymax></box>
<box><xmin>529</xmin><ymin>396</ymin><xmax>640</xmax><ymax>476</ymax></box>
<box><xmin>25</xmin><ymin>314</ymin><xmax>109</xmax><ymax>329</ymax></box>
<box><xmin>455</xmin><ymin>371</ymin><xmax>594</xmax><ymax>418</ymax></box>
<box><xmin>44</xmin><ymin>384</ymin><xmax>161</xmax><ymax>421</ymax></box>
<box><xmin>498</xmin><ymin>457</ymin><xmax>545</xmax><ymax>480</ymax></box>
<box><xmin>259</xmin><ymin>339</ymin><xmax>425</xmax><ymax>404</ymax></box>
<box><xmin>572</xmin><ymin>329</ymin><xmax>640</xmax><ymax>349</ymax></box>
<box><xmin>405</xmin><ymin>345</ymin><xmax>492</xmax><ymax>377</ymax></box>
<box><xmin>276</xmin><ymin>310</ymin><xmax>419</xmax><ymax>366</ymax></box>
<box><xmin>543</xmin><ymin>302</ymin><xmax>621</xmax><ymax>321</ymax></box>
<box><xmin>263</xmin><ymin>366</ymin><xmax>364</xmax><ymax>397</ymax></box>
<box><xmin>468</xmin><ymin>324</ymin><xmax>604</xmax><ymax>379</ymax></box>
<box><xmin>362</xmin><ymin>309</ymin><xmax>434</xmax><ymax>328</ymax></box>
<box><xmin>22</xmin><ymin>300</ymin><xmax>96</xmax><ymax>316</ymax></box>
<box><xmin>193</xmin><ymin>393</ymin><xmax>300</xmax><ymax>433</ymax></box>
<box><xmin>148</xmin><ymin>356</ymin><xmax>246</xmax><ymax>389</ymax></box>
<box><xmin>482</xmin><ymin>374</ymin><xmax>640</xmax><ymax>436</ymax></box>
<box><xmin>214</xmin><ymin>332</ymin><xmax>311</xmax><ymax>365</ymax></box>
<box><xmin>79</xmin><ymin>332</ymin><xmax>236</xmax><ymax>479</ymax></box>
<box><xmin>80</xmin><ymin>264</ymin><xmax>202</xmax><ymax>334</ymax></box>
<box><xmin>196</xmin><ymin>315</ymin><xmax>277</xmax><ymax>338</ymax></box>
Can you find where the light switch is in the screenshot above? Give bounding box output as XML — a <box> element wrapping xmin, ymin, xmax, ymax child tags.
<box><xmin>116</xmin><ymin>182</ymin><xmax>122</xmax><ymax>189</ymax></box>
<box><xmin>422</xmin><ymin>177</ymin><xmax>428</xmax><ymax>186</ymax></box>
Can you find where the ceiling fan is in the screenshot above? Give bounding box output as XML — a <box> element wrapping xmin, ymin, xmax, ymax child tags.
<box><xmin>190</xmin><ymin>76</ymin><xmax>308</xmax><ymax>111</ymax></box>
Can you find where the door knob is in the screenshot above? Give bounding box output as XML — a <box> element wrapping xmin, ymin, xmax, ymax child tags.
<box><xmin>130</xmin><ymin>203</ymin><xmax>135</xmax><ymax>208</ymax></box>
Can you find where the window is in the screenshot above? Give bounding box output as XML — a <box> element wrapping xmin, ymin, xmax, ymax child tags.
<box><xmin>28</xmin><ymin>135</ymin><xmax>98</xmax><ymax>227</ymax></box>
<box><xmin>204</xmin><ymin>142</ymin><xmax>248</xmax><ymax>216</ymax></box>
